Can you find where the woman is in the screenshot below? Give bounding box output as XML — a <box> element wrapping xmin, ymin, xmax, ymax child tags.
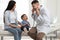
<box><xmin>4</xmin><ymin>1</ymin><xmax>22</xmax><ymax>40</ymax></box>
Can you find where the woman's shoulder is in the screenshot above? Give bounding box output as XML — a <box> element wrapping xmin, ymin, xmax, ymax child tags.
<box><xmin>5</xmin><ymin>10</ymin><xmax>10</xmax><ymax>13</ymax></box>
<box><xmin>5</xmin><ymin>10</ymin><xmax>10</xmax><ymax>14</ymax></box>
<box><xmin>4</xmin><ymin>10</ymin><xmax>10</xmax><ymax>15</ymax></box>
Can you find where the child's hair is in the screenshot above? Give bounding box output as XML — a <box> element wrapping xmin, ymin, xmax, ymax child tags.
<box><xmin>21</xmin><ymin>14</ymin><xmax>26</xmax><ymax>19</ymax></box>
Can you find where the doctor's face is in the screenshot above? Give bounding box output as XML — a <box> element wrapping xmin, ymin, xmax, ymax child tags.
<box><xmin>32</xmin><ymin>3</ymin><xmax>40</xmax><ymax>9</ymax></box>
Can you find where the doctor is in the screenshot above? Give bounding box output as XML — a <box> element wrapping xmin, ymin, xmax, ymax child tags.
<box><xmin>31</xmin><ymin>0</ymin><xmax>50</xmax><ymax>40</ymax></box>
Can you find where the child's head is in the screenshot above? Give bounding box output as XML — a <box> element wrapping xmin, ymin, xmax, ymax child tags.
<box><xmin>21</xmin><ymin>14</ymin><xmax>28</xmax><ymax>21</ymax></box>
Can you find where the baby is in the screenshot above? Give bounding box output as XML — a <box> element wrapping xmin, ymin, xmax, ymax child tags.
<box><xmin>21</xmin><ymin>14</ymin><xmax>30</xmax><ymax>32</ymax></box>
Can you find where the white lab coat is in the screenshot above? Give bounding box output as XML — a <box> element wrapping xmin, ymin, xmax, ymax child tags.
<box><xmin>32</xmin><ymin>5</ymin><xmax>50</xmax><ymax>35</ymax></box>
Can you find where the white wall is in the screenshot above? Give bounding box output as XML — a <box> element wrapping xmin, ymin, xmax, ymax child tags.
<box><xmin>57</xmin><ymin>0</ymin><xmax>60</xmax><ymax>23</ymax></box>
<box><xmin>46</xmin><ymin>0</ymin><xmax>60</xmax><ymax>24</ymax></box>
<box><xmin>38</xmin><ymin>0</ymin><xmax>60</xmax><ymax>24</ymax></box>
<box><xmin>46</xmin><ymin>0</ymin><xmax>57</xmax><ymax>23</ymax></box>
<box><xmin>0</xmin><ymin>0</ymin><xmax>9</xmax><ymax>25</ymax></box>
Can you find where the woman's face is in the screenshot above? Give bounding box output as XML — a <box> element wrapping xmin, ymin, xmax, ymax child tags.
<box><xmin>12</xmin><ymin>4</ymin><xmax>16</xmax><ymax>10</ymax></box>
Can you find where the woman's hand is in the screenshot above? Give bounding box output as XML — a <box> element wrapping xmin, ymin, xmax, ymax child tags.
<box><xmin>17</xmin><ymin>25</ymin><xmax>22</xmax><ymax>28</ymax></box>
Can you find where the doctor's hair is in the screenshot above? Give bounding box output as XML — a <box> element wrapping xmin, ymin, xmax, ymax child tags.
<box><xmin>31</xmin><ymin>0</ymin><xmax>39</xmax><ymax>5</ymax></box>
<box><xmin>33</xmin><ymin>0</ymin><xmax>38</xmax><ymax>1</ymax></box>
<box><xmin>21</xmin><ymin>14</ymin><xmax>26</xmax><ymax>19</ymax></box>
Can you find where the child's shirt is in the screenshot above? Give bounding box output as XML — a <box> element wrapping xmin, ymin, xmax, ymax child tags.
<box><xmin>21</xmin><ymin>20</ymin><xmax>30</xmax><ymax>28</ymax></box>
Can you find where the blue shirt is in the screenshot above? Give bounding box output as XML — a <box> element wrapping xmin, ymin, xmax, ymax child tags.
<box><xmin>21</xmin><ymin>20</ymin><xmax>30</xmax><ymax>28</ymax></box>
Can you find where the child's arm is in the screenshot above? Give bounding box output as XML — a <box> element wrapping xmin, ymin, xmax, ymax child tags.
<box><xmin>21</xmin><ymin>21</ymin><xmax>27</xmax><ymax>26</ymax></box>
<box><xmin>21</xmin><ymin>24</ymin><xmax>27</xmax><ymax>26</ymax></box>
<box><xmin>26</xmin><ymin>21</ymin><xmax>30</xmax><ymax>27</ymax></box>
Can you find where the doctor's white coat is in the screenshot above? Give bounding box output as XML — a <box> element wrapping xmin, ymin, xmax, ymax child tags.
<box><xmin>32</xmin><ymin>5</ymin><xmax>50</xmax><ymax>35</ymax></box>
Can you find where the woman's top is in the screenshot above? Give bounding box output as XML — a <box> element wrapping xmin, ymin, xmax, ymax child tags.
<box><xmin>4</xmin><ymin>10</ymin><xmax>18</xmax><ymax>29</ymax></box>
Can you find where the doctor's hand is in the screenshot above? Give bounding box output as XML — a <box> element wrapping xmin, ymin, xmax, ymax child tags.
<box><xmin>32</xmin><ymin>8</ymin><xmax>35</xmax><ymax>14</ymax></box>
<box><xmin>36</xmin><ymin>8</ymin><xmax>40</xmax><ymax>16</ymax></box>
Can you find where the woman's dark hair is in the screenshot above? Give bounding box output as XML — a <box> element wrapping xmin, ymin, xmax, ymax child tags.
<box><xmin>21</xmin><ymin>14</ymin><xmax>26</xmax><ymax>19</ymax></box>
<box><xmin>3</xmin><ymin>0</ymin><xmax>16</xmax><ymax>23</ymax></box>
<box><xmin>31</xmin><ymin>0</ymin><xmax>39</xmax><ymax>5</ymax></box>
<box><xmin>5</xmin><ymin>0</ymin><xmax>16</xmax><ymax>11</ymax></box>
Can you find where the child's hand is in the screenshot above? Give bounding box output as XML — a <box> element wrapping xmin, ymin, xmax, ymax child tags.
<box><xmin>25</xmin><ymin>24</ymin><xmax>28</xmax><ymax>26</ymax></box>
<box><xmin>25</xmin><ymin>24</ymin><xmax>29</xmax><ymax>26</ymax></box>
